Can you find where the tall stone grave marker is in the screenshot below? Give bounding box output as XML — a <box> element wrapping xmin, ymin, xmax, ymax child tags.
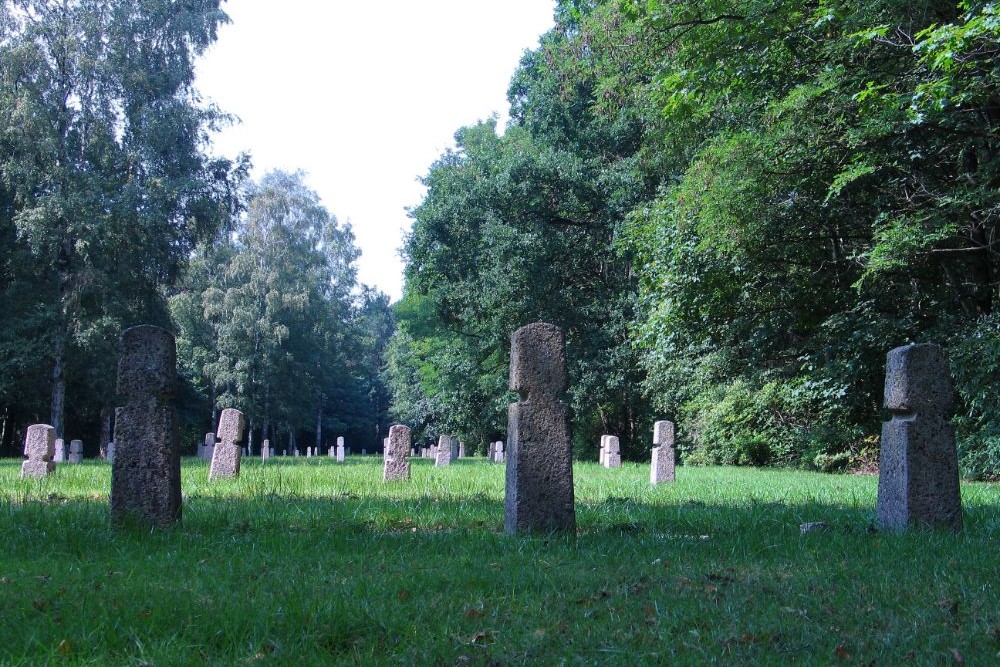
<box><xmin>336</xmin><ymin>436</ymin><xmax>345</xmax><ymax>463</ymax></box>
<box><xmin>504</xmin><ymin>322</ymin><xmax>575</xmax><ymax>535</ymax></box>
<box><xmin>21</xmin><ymin>424</ymin><xmax>56</xmax><ymax>478</ymax></box>
<box><xmin>106</xmin><ymin>441</ymin><xmax>116</xmax><ymax>464</ymax></box>
<box><xmin>650</xmin><ymin>420</ymin><xmax>676</xmax><ymax>484</ymax></box>
<box><xmin>111</xmin><ymin>325</ymin><xmax>181</xmax><ymax>527</ymax></box>
<box><xmin>69</xmin><ymin>439</ymin><xmax>84</xmax><ymax>463</ymax></box>
<box><xmin>435</xmin><ymin>435</ymin><xmax>454</xmax><ymax>467</ymax></box>
<box><xmin>209</xmin><ymin>408</ymin><xmax>246</xmax><ymax>481</ymax></box>
<box><xmin>262</xmin><ymin>443</ymin><xmax>270</xmax><ymax>461</ymax></box>
<box><xmin>383</xmin><ymin>424</ymin><xmax>411</xmax><ymax>481</ymax></box>
<box><xmin>601</xmin><ymin>435</ymin><xmax>621</xmax><ymax>468</ymax></box>
<box><xmin>877</xmin><ymin>344</ymin><xmax>962</xmax><ymax>532</ymax></box>
<box><xmin>494</xmin><ymin>441</ymin><xmax>505</xmax><ymax>463</ymax></box>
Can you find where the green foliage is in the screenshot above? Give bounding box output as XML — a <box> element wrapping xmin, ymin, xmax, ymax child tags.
<box><xmin>169</xmin><ymin>171</ymin><xmax>391</xmax><ymax>452</ymax></box>
<box><xmin>0</xmin><ymin>0</ymin><xmax>244</xmax><ymax>445</ymax></box>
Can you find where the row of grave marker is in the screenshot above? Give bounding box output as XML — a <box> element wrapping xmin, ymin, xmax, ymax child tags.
<box><xmin>18</xmin><ymin>323</ymin><xmax>962</xmax><ymax>534</ymax></box>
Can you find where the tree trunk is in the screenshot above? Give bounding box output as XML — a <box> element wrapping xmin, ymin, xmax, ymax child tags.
<box><xmin>50</xmin><ymin>327</ymin><xmax>66</xmax><ymax>439</ymax></box>
<box><xmin>316</xmin><ymin>399</ymin><xmax>323</xmax><ymax>451</ymax></box>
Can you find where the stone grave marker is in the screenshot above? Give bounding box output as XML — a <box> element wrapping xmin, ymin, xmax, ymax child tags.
<box><xmin>383</xmin><ymin>424</ymin><xmax>411</xmax><ymax>481</ymax></box>
<box><xmin>111</xmin><ymin>325</ymin><xmax>182</xmax><ymax>527</ymax></box>
<box><xmin>601</xmin><ymin>435</ymin><xmax>621</xmax><ymax>468</ymax></box>
<box><xmin>53</xmin><ymin>438</ymin><xmax>66</xmax><ymax>463</ymax></box>
<box><xmin>877</xmin><ymin>344</ymin><xmax>962</xmax><ymax>532</ymax></box>
<box><xmin>209</xmin><ymin>408</ymin><xmax>246</xmax><ymax>480</ymax></box>
<box><xmin>336</xmin><ymin>436</ymin><xmax>345</xmax><ymax>463</ymax></box>
<box><xmin>504</xmin><ymin>322</ymin><xmax>575</xmax><ymax>535</ymax></box>
<box><xmin>202</xmin><ymin>432</ymin><xmax>216</xmax><ymax>461</ymax></box>
<box><xmin>494</xmin><ymin>441</ymin><xmax>505</xmax><ymax>463</ymax></box>
<box><xmin>106</xmin><ymin>441</ymin><xmax>116</xmax><ymax>464</ymax></box>
<box><xmin>650</xmin><ymin>420</ymin><xmax>676</xmax><ymax>484</ymax></box>
<box><xmin>435</xmin><ymin>435</ymin><xmax>454</xmax><ymax>467</ymax></box>
<box><xmin>21</xmin><ymin>424</ymin><xmax>56</xmax><ymax>478</ymax></box>
<box><xmin>69</xmin><ymin>439</ymin><xmax>84</xmax><ymax>464</ymax></box>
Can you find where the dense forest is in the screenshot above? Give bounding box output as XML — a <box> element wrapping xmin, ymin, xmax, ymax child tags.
<box><xmin>389</xmin><ymin>0</ymin><xmax>1000</xmax><ymax>479</ymax></box>
<box><xmin>0</xmin><ymin>0</ymin><xmax>392</xmax><ymax>456</ymax></box>
<box><xmin>2</xmin><ymin>0</ymin><xmax>999</xmax><ymax>479</ymax></box>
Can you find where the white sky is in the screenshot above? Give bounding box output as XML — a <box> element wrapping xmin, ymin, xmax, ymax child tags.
<box><xmin>194</xmin><ymin>1</ymin><xmax>557</xmax><ymax>302</ymax></box>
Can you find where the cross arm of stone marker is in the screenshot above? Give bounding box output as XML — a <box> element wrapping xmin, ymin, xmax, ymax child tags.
<box><xmin>217</xmin><ymin>408</ymin><xmax>245</xmax><ymax>448</ymax></box>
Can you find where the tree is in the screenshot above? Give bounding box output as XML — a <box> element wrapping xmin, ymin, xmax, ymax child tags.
<box><xmin>0</xmin><ymin>0</ymin><xmax>244</xmax><ymax>440</ymax></box>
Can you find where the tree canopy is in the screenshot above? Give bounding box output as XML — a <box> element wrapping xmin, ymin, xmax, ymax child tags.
<box><xmin>389</xmin><ymin>0</ymin><xmax>1000</xmax><ymax>478</ymax></box>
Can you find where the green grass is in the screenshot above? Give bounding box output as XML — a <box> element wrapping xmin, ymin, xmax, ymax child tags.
<box><xmin>0</xmin><ymin>457</ymin><xmax>997</xmax><ymax>666</ymax></box>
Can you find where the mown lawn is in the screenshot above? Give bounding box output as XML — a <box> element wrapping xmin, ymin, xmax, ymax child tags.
<box><xmin>0</xmin><ymin>457</ymin><xmax>997</xmax><ymax>665</ymax></box>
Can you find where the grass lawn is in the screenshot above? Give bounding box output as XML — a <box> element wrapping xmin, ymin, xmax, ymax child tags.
<box><xmin>0</xmin><ymin>457</ymin><xmax>997</xmax><ymax>665</ymax></box>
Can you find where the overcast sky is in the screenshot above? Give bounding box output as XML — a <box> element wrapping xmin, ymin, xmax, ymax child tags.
<box><xmin>194</xmin><ymin>1</ymin><xmax>557</xmax><ymax>301</ymax></box>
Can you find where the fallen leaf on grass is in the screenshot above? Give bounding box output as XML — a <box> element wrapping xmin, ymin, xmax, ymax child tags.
<box><xmin>469</xmin><ymin>631</ymin><xmax>495</xmax><ymax>645</ymax></box>
<box><xmin>938</xmin><ymin>599</ymin><xmax>959</xmax><ymax>617</ymax></box>
<box><xmin>245</xmin><ymin>641</ymin><xmax>279</xmax><ymax>663</ymax></box>
<box><xmin>464</xmin><ymin>608</ymin><xmax>485</xmax><ymax>619</ymax></box>
<box><xmin>56</xmin><ymin>640</ymin><xmax>72</xmax><ymax>656</ymax></box>
<box><xmin>31</xmin><ymin>598</ymin><xmax>47</xmax><ymax>611</ymax></box>
<box><xmin>834</xmin><ymin>645</ymin><xmax>850</xmax><ymax>661</ymax></box>
<box><xmin>396</xmin><ymin>588</ymin><xmax>411</xmax><ymax>601</ymax></box>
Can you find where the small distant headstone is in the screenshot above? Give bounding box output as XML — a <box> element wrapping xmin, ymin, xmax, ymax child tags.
<box><xmin>209</xmin><ymin>408</ymin><xmax>245</xmax><ymax>480</ymax></box>
<box><xmin>306</xmin><ymin>447</ymin><xmax>312</xmax><ymax>458</ymax></box>
<box><xmin>53</xmin><ymin>438</ymin><xmax>66</xmax><ymax>462</ymax></box>
<box><xmin>270</xmin><ymin>447</ymin><xmax>275</xmax><ymax>457</ymax></box>
<box><xmin>294</xmin><ymin>449</ymin><xmax>300</xmax><ymax>457</ymax></box>
<box><xmin>494</xmin><ymin>441</ymin><xmax>505</xmax><ymax>463</ymax></box>
<box><xmin>876</xmin><ymin>344</ymin><xmax>962</xmax><ymax>532</ymax></box>
<box><xmin>241</xmin><ymin>447</ymin><xmax>247</xmax><ymax>456</ymax></box>
<box><xmin>111</xmin><ymin>324</ymin><xmax>182</xmax><ymax>527</ymax></box>
<box><xmin>435</xmin><ymin>435</ymin><xmax>454</xmax><ymax>467</ymax></box>
<box><xmin>362</xmin><ymin>448</ymin><xmax>367</xmax><ymax>456</ymax></box>
<box><xmin>203</xmin><ymin>432</ymin><xmax>216</xmax><ymax>461</ymax></box>
<box><xmin>106</xmin><ymin>441</ymin><xmax>116</xmax><ymax>464</ymax></box>
<box><xmin>21</xmin><ymin>424</ymin><xmax>56</xmax><ymax>478</ymax></box>
<box><xmin>601</xmin><ymin>435</ymin><xmax>621</xmax><ymax>468</ymax></box>
<box><xmin>283</xmin><ymin>449</ymin><xmax>288</xmax><ymax>456</ymax></box>
<box><xmin>262</xmin><ymin>445</ymin><xmax>270</xmax><ymax>461</ymax></box>
<box><xmin>69</xmin><ymin>439</ymin><xmax>84</xmax><ymax>464</ymax></box>
<box><xmin>336</xmin><ymin>436</ymin><xmax>345</xmax><ymax>463</ymax></box>
<box><xmin>458</xmin><ymin>442</ymin><xmax>466</xmax><ymax>458</ymax></box>
<box><xmin>383</xmin><ymin>424</ymin><xmax>411</xmax><ymax>481</ymax></box>
<box><xmin>650</xmin><ymin>420</ymin><xmax>676</xmax><ymax>484</ymax></box>
<box><xmin>504</xmin><ymin>322</ymin><xmax>575</xmax><ymax>535</ymax></box>
<box><xmin>262</xmin><ymin>439</ymin><xmax>270</xmax><ymax>458</ymax></box>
